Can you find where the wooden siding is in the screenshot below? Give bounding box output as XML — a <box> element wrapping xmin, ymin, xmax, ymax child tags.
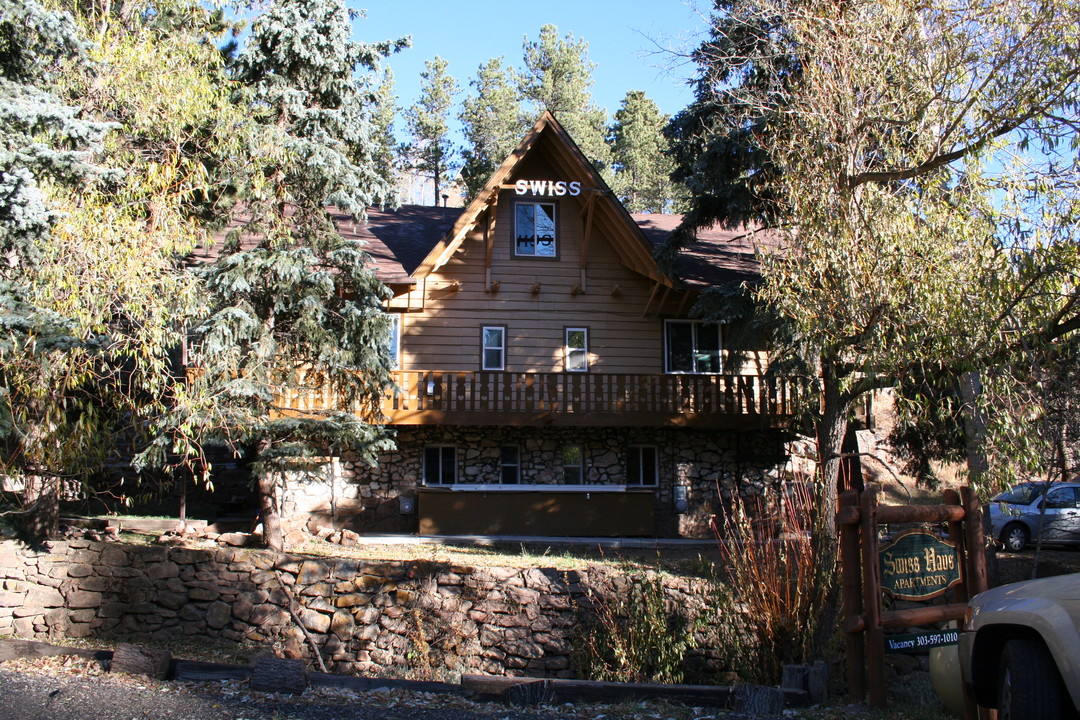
<box><xmin>418</xmin><ymin>488</ymin><xmax>655</xmax><ymax>536</ymax></box>
<box><xmin>399</xmin><ymin>183</ymin><xmax>695</xmax><ymax>375</ymax></box>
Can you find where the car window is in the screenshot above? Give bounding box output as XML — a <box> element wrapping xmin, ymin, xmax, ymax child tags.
<box><xmin>1044</xmin><ymin>487</ymin><xmax>1079</xmax><ymax>509</ymax></box>
<box><xmin>995</xmin><ymin>483</ymin><xmax>1046</xmax><ymax>504</ymax></box>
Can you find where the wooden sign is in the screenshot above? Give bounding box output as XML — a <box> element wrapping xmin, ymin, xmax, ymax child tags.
<box><xmin>884</xmin><ymin>629</ymin><xmax>959</xmax><ymax>653</ymax></box>
<box><xmin>879</xmin><ymin>529</ymin><xmax>962</xmax><ymax>601</ymax></box>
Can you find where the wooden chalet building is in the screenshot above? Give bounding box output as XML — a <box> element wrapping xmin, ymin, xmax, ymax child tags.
<box><xmin>259</xmin><ymin>112</ymin><xmax>801</xmax><ymax>539</ymax></box>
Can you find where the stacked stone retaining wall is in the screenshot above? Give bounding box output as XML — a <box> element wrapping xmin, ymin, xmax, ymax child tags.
<box><xmin>0</xmin><ymin>540</ymin><xmax>726</xmax><ymax>682</ymax></box>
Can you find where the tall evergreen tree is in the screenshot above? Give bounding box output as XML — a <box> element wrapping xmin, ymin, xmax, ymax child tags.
<box><xmin>193</xmin><ymin>0</ymin><xmax>407</xmax><ymax>550</ymax></box>
<box><xmin>519</xmin><ymin>25</ymin><xmax>610</xmax><ymax>172</ymax></box>
<box><xmin>371</xmin><ymin>68</ymin><xmax>401</xmax><ymax>202</ymax></box>
<box><xmin>608</xmin><ymin>90</ymin><xmax>680</xmax><ymax>213</ymax></box>
<box><xmin>459</xmin><ymin>57</ymin><xmax>528</xmax><ymax>200</ymax></box>
<box><xmin>402</xmin><ymin>56</ymin><xmax>457</xmax><ymax>206</ymax></box>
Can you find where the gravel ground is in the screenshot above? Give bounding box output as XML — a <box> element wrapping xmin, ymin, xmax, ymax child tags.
<box><xmin>0</xmin><ymin>656</ymin><xmax>768</xmax><ymax>720</ymax></box>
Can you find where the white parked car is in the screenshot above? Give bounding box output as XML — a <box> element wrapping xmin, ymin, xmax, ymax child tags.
<box><xmin>959</xmin><ymin>573</ymin><xmax>1080</xmax><ymax>719</ymax></box>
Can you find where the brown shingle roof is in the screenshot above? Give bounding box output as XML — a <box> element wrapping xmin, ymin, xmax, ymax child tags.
<box><xmin>630</xmin><ymin>213</ymin><xmax>765</xmax><ymax>288</ymax></box>
<box><xmin>190</xmin><ymin>205</ymin><xmax>766</xmax><ymax>289</ymax></box>
<box><xmin>332</xmin><ymin>205</ymin><xmax>459</xmax><ymax>284</ymax></box>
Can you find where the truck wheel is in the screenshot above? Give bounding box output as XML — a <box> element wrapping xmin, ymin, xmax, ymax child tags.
<box><xmin>997</xmin><ymin>638</ymin><xmax>1064</xmax><ymax>720</ymax></box>
<box><xmin>1000</xmin><ymin>523</ymin><xmax>1029</xmax><ymax>552</ymax></box>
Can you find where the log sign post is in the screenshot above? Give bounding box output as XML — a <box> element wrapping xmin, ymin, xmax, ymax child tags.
<box><xmin>836</xmin><ymin>486</ymin><xmax>989</xmax><ymax>717</ymax></box>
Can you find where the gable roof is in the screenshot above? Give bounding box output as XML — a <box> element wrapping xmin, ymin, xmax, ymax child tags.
<box><xmin>411</xmin><ymin>111</ymin><xmax>670</xmax><ymax>285</ymax></box>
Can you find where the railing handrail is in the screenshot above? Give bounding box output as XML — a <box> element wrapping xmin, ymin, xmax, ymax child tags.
<box><xmin>381</xmin><ymin>369</ymin><xmax>801</xmax><ymax>418</ymax></box>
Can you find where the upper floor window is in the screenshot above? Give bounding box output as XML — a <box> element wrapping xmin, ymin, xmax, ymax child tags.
<box><xmin>387</xmin><ymin>313</ymin><xmax>402</xmax><ymax>369</ymax></box>
<box><xmin>482</xmin><ymin>326</ymin><xmax>506</xmax><ymax>370</ymax></box>
<box><xmin>664</xmin><ymin>320</ymin><xmax>721</xmax><ymax>374</ymax></box>
<box><xmin>565</xmin><ymin>327</ymin><xmax>589</xmax><ymax>372</ymax></box>
<box><xmin>627</xmin><ymin>446</ymin><xmax>659</xmax><ymax>486</ymax></box>
<box><xmin>515</xmin><ymin>202</ymin><xmax>557</xmax><ymax>257</ymax></box>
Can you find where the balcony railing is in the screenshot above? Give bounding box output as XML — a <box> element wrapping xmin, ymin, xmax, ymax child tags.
<box><xmin>281</xmin><ymin>371</ymin><xmax>802</xmax><ymax>428</ymax></box>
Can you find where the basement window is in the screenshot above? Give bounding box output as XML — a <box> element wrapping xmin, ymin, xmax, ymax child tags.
<box><xmin>627</xmin><ymin>446</ymin><xmax>659</xmax><ymax>486</ymax></box>
<box><xmin>423</xmin><ymin>446</ymin><xmax>457</xmax><ymax>485</ymax></box>
<box><xmin>562</xmin><ymin>445</ymin><xmax>583</xmax><ymax>484</ymax></box>
<box><xmin>500</xmin><ymin>445</ymin><xmax>521</xmax><ymax>484</ymax></box>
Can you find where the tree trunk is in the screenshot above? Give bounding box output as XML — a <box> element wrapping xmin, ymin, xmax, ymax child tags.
<box><xmin>21</xmin><ymin>474</ymin><xmax>60</xmax><ymax>541</ymax></box>
<box><xmin>959</xmin><ymin>371</ymin><xmax>998</xmax><ymax>584</ymax></box>
<box><xmin>111</xmin><ymin>643</ymin><xmax>172</xmax><ymax>680</ymax></box>
<box><xmin>817</xmin><ymin>360</ymin><xmax>850</xmax><ymax>538</ymax></box>
<box><xmin>257</xmin><ymin>467</ymin><xmax>284</xmax><ymax>552</ymax></box>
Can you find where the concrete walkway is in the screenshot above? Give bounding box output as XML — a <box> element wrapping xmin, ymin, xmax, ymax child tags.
<box><xmin>354</xmin><ymin>533</ymin><xmax>717</xmax><ymax>550</ymax></box>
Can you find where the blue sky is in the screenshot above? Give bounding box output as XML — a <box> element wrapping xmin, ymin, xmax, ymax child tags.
<box><xmin>349</xmin><ymin>1</ymin><xmax>711</xmax><ymax>131</ymax></box>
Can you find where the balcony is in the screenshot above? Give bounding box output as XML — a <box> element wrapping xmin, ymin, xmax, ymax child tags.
<box><xmin>281</xmin><ymin>371</ymin><xmax>802</xmax><ymax>429</ymax></box>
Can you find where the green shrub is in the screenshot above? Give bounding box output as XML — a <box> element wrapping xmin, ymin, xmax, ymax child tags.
<box><xmin>573</xmin><ymin>573</ymin><xmax>696</xmax><ymax>684</ymax></box>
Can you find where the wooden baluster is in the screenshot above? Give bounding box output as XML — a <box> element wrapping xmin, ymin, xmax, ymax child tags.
<box><xmin>456</xmin><ymin>371</ymin><xmax>467</xmax><ymax>412</ymax></box>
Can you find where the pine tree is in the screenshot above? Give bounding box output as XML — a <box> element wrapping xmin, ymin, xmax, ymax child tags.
<box><xmin>193</xmin><ymin>0</ymin><xmax>407</xmax><ymax>550</ymax></box>
<box><xmin>371</xmin><ymin>68</ymin><xmax>401</xmax><ymax>201</ymax></box>
<box><xmin>459</xmin><ymin>57</ymin><xmax>528</xmax><ymax>200</ymax></box>
<box><xmin>520</xmin><ymin>24</ymin><xmax>610</xmax><ymax>172</ymax></box>
<box><xmin>608</xmin><ymin>90</ymin><xmax>679</xmax><ymax>213</ymax></box>
<box><xmin>402</xmin><ymin>56</ymin><xmax>458</xmax><ymax>206</ymax></box>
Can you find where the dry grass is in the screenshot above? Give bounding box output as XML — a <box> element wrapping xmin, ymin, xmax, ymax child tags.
<box><xmin>288</xmin><ymin>535</ymin><xmax>719</xmax><ymax>578</ymax></box>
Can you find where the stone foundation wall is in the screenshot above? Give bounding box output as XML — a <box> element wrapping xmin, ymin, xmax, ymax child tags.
<box><xmin>0</xmin><ymin>540</ymin><xmax>727</xmax><ymax>682</ymax></box>
<box><xmin>280</xmin><ymin>427</ymin><xmax>794</xmax><ymax>539</ymax></box>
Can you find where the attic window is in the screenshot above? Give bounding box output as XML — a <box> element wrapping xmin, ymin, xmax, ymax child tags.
<box><xmin>515</xmin><ymin>202</ymin><xmax>557</xmax><ymax>257</ymax></box>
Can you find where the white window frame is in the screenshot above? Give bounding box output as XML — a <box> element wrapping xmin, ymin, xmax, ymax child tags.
<box><xmin>500</xmin><ymin>445</ymin><xmax>520</xmax><ymax>484</ymax></box>
<box><xmin>514</xmin><ymin>202</ymin><xmax>557</xmax><ymax>257</ymax></box>
<box><xmin>423</xmin><ymin>445</ymin><xmax>457</xmax><ymax>485</ymax></box>
<box><xmin>565</xmin><ymin>327</ymin><xmax>589</xmax><ymax>372</ymax></box>
<box><xmin>387</xmin><ymin>313</ymin><xmax>402</xmax><ymax>369</ymax></box>
<box><xmin>481</xmin><ymin>325</ymin><xmax>506</xmax><ymax>370</ymax></box>
<box><xmin>627</xmin><ymin>446</ymin><xmax>659</xmax><ymax>486</ymax></box>
<box><xmin>562</xmin><ymin>444</ymin><xmax>584</xmax><ymax>484</ymax></box>
<box><xmin>663</xmin><ymin>320</ymin><xmax>722</xmax><ymax>374</ymax></box>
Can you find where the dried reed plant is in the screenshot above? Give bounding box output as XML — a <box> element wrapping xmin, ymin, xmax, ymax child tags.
<box><xmin>713</xmin><ymin>480</ymin><xmax>839</xmax><ymax>684</ymax></box>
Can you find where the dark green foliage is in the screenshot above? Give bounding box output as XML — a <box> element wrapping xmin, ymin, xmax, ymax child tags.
<box><xmin>519</xmin><ymin>24</ymin><xmax>610</xmax><ymax>172</ymax></box>
<box><xmin>192</xmin><ymin>0</ymin><xmax>406</xmax><ymax>547</ymax></box>
<box><xmin>459</xmin><ymin>57</ymin><xmax>528</xmax><ymax>200</ymax></box>
<box><xmin>608</xmin><ymin>90</ymin><xmax>681</xmax><ymax>213</ymax></box>
<box><xmin>887</xmin><ymin>375</ymin><xmax>967</xmax><ymax>489</ymax></box>
<box><xmin>402</xmin><ymin>56</ymin><xmax>457</xmax><ymax>205</ymax></box>
<box><xmin>664</xmin><ymin>1</ymin><xmax>799</xmax><ymax>245</ymax></box>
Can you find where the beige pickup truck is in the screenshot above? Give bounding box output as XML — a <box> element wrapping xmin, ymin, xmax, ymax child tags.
<box><xmin>959</xmin><ymin>573</ymin><xmax>1080</xmax><ymax>720</ymax></box>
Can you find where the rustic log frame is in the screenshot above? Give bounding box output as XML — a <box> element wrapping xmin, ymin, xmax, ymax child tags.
<box><xmin>837</xmin><ymin>486</ymin><xmax>990</xmax><ymax>718</ymax></box>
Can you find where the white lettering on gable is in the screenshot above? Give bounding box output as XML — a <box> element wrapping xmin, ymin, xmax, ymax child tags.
<box><xmin>514</xmin><ymin>180</ymin><xmax>583</xmax><ymax>197</ymax></box>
